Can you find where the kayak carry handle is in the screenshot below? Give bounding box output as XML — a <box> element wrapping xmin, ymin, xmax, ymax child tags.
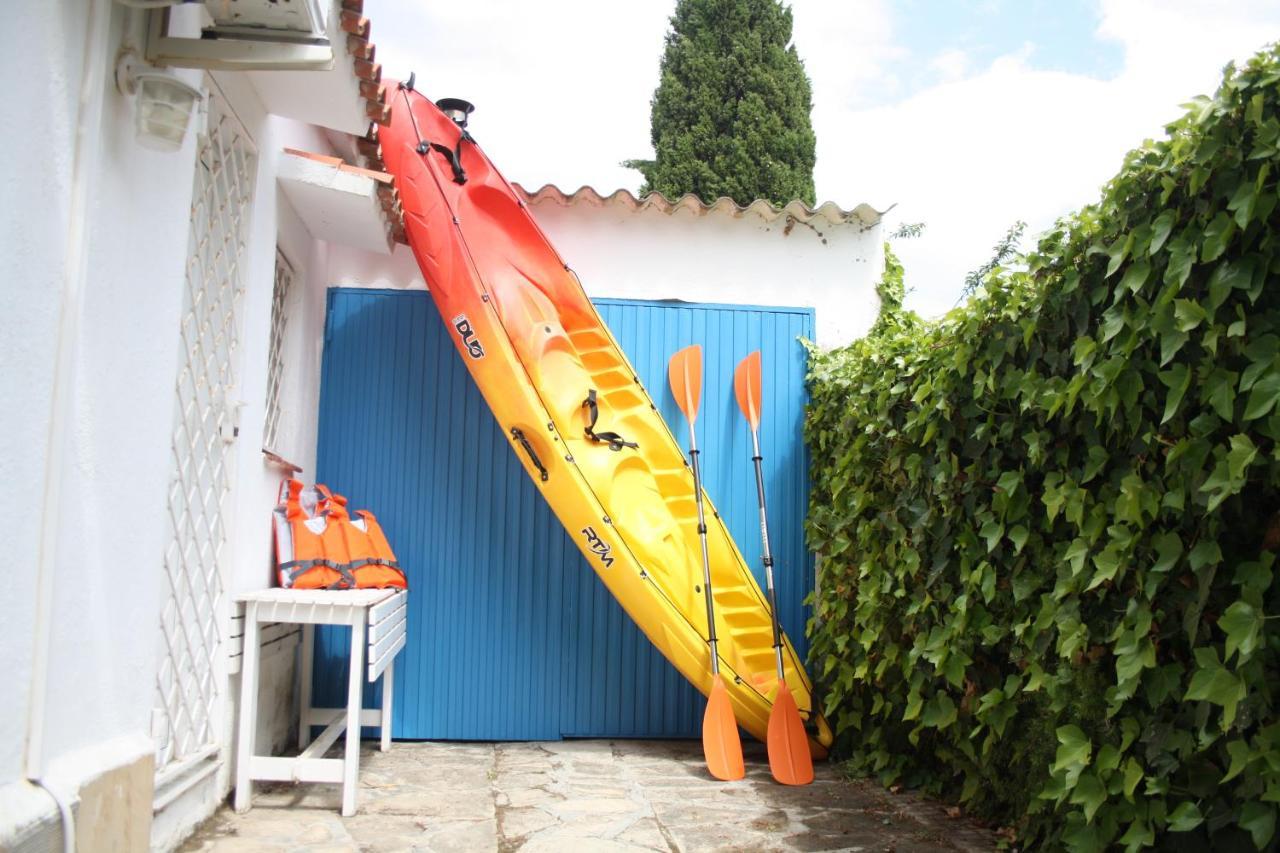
<box><xmin>510</xmin><ymin>427</ymin><xmax>549</xmax><ymax>482</ymax></box>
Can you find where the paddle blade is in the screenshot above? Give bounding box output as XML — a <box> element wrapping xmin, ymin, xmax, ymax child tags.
<box><xmin>702</xmin><ymin>679</ymin><xmax>745</xmax><ymax>781</ymax></box>
<box><xmin>668</xmin><ymin>344</ymin><xmax>703</xmax><ymax>423</ymax></box>
<box><xmin>733</xmin><ymin>351</ymin><xmax>762</xmax><ymax>430</ymax></box>
<box><xmin>767</xmin><ymin>682</ymin><xmax>814</xmax><ymax>786</ymax></box>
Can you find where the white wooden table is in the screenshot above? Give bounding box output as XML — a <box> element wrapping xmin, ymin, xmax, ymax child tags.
<box><xmin>234</xmin><ymin>588</ymin><xmax>407</xmax><ymax>816</ymax></box>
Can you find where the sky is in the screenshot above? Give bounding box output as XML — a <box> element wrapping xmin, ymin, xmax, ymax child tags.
<box><xmin>370</xmin><ymin>1</ymin><xmax>1280</xmax><ymax>318</ymax></box>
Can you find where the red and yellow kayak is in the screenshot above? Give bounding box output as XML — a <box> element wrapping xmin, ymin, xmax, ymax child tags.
<box><xmin>378</xmin><ymin>84</ymin><xmax>832</xmax><ymax>755</ymax></box>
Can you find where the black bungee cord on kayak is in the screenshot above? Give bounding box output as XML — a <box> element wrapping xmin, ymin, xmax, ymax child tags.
<box><xmin>582</xmin><ymin>389</ymin><xmax>637</xmax><ymax>451</ymax></box>
<box><xmin>396</xmin><ymin>79</ymin><xmax>472</xmax><ymax>184</ymax></box>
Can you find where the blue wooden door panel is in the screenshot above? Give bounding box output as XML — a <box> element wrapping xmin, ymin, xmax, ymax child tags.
<box><xmin>313</xmin><ymin>289</ymin><xmax>813</xmax><ymax>741</ymax></box>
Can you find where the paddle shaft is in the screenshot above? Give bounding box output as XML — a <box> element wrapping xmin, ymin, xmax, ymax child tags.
<box><xmin>686</xmin><ymin>418</ymin><xmax>720</xmax><ymax>676</ymax></box>
<box><xmin>750</xmin><ymin>427</ymin><xmax>786</xmax><ymax>680</ymax></box>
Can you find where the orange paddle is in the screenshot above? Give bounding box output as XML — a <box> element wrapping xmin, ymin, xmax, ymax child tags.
<box><xmin>734</xmin><ymin>351</ymin><xmax>814</xmax><ymax>786</ymax></box>
<box><xmin>669</xmin><ymin>345</ymin><xmax>745</xmax><ymax>782</ymax></box>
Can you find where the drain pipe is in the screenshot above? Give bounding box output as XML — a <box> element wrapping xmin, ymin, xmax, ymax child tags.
<box><xmin>27</xmin><ymin>0</ymin><xmax>112</xmax><ymax>850</ymax></box>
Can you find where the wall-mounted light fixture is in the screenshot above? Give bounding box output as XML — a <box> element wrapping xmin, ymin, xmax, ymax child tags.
<box><xmin>115</xmin><ymin>49</ymin><xmax>203</xmax><ymax>152</ymax></box>
<box><xmin>435</xmin><ymin>98</ymin><xmax>475</xmax><ymax>129</ymax></box>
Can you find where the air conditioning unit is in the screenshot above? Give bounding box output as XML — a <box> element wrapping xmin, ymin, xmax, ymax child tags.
<box><xmin>145</xmin><ymin>0</ymin><xmax>337</xmax><ymax>71</ymax></box>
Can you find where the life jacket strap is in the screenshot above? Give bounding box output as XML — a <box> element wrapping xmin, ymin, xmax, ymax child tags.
<box><xmin>581</xmin><ymin>389</ymin><xmax>637</xmax><ymax>452</ymax></box>
<box><xmin>347</xmin><ymin>557</ymin><xmax>401</xmax><ymax>570</ymax></box>
<box><xmin>282</xmin><ymin>558</ymin><xmax>355</xmax><ymax>588</ymax></box>
<box><xmin>282</xmin><ymin>557</ymin><xmax>400</xmax><ymax>583</ymax></box>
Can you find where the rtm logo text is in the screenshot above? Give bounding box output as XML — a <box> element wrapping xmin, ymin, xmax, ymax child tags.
<box><xmin>452</xmin><ymin>314</ymin><xmax>484</xmax><ymax>359</ymax></box>
<box><xmin>581</xmin><ymin>526</ymin><xmax>614</xmax><ymax>568</ymax></box>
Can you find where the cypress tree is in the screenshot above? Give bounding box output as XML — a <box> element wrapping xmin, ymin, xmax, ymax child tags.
<box><xmin>626</xmin><ymin>0</ymin><xmax>817</xmax><ymax>207</ymax></box>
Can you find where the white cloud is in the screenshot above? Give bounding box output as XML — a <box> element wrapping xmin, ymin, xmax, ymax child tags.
<box><xmin>928</xmin><ymin>48</ymin><xmax>971</xmax><ymax>83</ymax></box>
<box><xmin>811</xmin><ymin>0</ymin><xmax>1280</xmax><ymax>317</ymax></box>
<box><xmin>371</xmin><ymin>0</ymin><xmax>675</xmax><ymax>191</ymax></box>
<box><xmin>366</xmin><ymin>0</ymin><xmax>1279</xmax><ymax>319</ymax></box>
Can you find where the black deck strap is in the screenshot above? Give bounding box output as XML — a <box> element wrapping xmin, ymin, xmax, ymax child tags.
<box><xmin>582</xmin><ymin>389</ymin><xmax>638</xmax><ymax>452</ymax></box>
<box><xmin>430</xmin><ymin>134</ymin><xmax>469</xmax><ymax>184</ymax></box>
<box><xmin>511</xmin><ymin>427</ymin><xmax>549</xmax><ymax>481</ymax></box>
<box><xmin>396</xmin><ymin>84</ymin><xmax>469</xmax><ymax>184</ymax></box>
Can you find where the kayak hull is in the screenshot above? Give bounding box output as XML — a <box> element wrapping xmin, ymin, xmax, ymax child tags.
<box><xmin>379</xmin><ymin>85</ymin><xmax>832</xmax><ymax>755</ymax></box>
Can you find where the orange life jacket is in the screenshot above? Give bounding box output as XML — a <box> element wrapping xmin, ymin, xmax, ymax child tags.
<box><xmin>272</xmin><ymin>479</ymin><xmax>407</xmax><ymax>590</ymax></box>
<box><xmin>344</xmin><ymin>510</ymin><xmax>406</xmax><ymax>589</ymax></box>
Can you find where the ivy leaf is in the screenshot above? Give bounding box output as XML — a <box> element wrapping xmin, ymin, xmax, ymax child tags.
<box><xmin>1240</xmin><ymin>802</ymin><xmax>1276</xmax><ymax>850</ymax></box>
<box><xmin>1203</xmin><ymin>369</ymin><xmax>1237</xmax><ymax>421</ymax></box>
<box><xmin>1118</xmin><ymin>818</ymin><xmax>1154</xmax><ymax>848</ymax></box>
<box><xmin>1184</xmin><ymin>647</ymin><xmax>1246</xmax><ymax>727</ymax></box>
<box><xmin>1149</xmin><ymin>211</ymin><xmax>1175</xmax><ymax>255</ymax></box>
<box><xmin>1189</xmin><ymin>540</ymin><xmax>1223</xmax><ymax>572</ymax></box>
<box><xmin>1053</xmin><ymin>725</ymin><xmax>1092</xmax><ymax>787</ymax></box>
<box><xmin>1174</xmin><ymin>299</ymin><xmax>1209</xmax><ymax>331</ymax></box>
<box><xmin>920</xmin><ymin>693</ymin><xmax>957</xmax><ymax>729</ymax></box>
<box><xmin>1159</xmin><ymin>364</ymin><xmax>1192</xmax><ymax>424</ymax></box>
<box><xmin>1227</xmin><ymin>434</ymin><xmax>1258</xmax><ymax>480</ymax></box>
<box><xmin>1161</xmin><ymin>329</ymin><xmax>1190</xmax><ymax>366</ymax></box>
<box><xmin>980</xmin><ymin>520</ymin><xmax>1004</xmax><ymax>553</ymax></box>
<box><xmin>1106</xmin><ymin>234</ymin><xmax>1133</xmax><ymax>277</ymax></box>
<box><xmin>1219</xmin><ymin>601</ymin><xmax>1262</xmax><ymax>662</ymax></box>
<box><xmin>1207</xmin><ymin>260</ymin><xmax>1251</xmax><ymax>310</ymax></box>
<box><xmin>1065</xmin><ymin>538</ymin><xmax>1090</xmax><ymax>576</ymax></box>
<box><xmin>1088</xmin><ymin>549</ymin><xmax>1123</xmax><ymax>590</ymax></box>
<box><xmin>1008</xmin><ymin>525</ymin><xmax>1029</xmax><ymax>554</ymax></box>
<box><xmin>1163</xmin><ymin>238</ymin><xmax>1195</xmax><ymax>290</ymax></box>
<box><xmin>1228</xmin><ymin>179</ymin><xmax>1258</xmax><ymax>228</ymax></box>
<box><xmin>1061</xmin><ymin>818</ymin><xmax>1101</xmax><ymax>852</ymax></box>
<box><xmin>1222</xmin><ymin>740</ymin><xmax>1254</xmax><ymax>783</ymax></box>
<box><xmin>1243</xmin><ymin>372</ymin><xmax>1280</xmax><ymax>420</ymax></box>
<box><xmin>1168</xmin><ymin>801</ymin><xmax>1204</xmax><ymax>832</ymax></box>
<box><xmin>1119</xmin><ymin>260</ymin><xmax>1152</xmax><ymax>295</ymax></box>
<box><xmin>1201</xmin><ymin>212</ymin><xmax>1235</xmax><ymax>262</ymax></box>
<box><xmin>1069</xmin><ymin>772</ymin><xmax>1106</xmax><ymax>822</ymax></box>
<box><xmin>1123</xmin><ymin>758</ymin><xmax>1144</xmax><ymax>800</ymax></box>
<box><xmin>1151</xmin><ymin>532</ymin><xmax>1183</xmax><ymax>573</ymax></box>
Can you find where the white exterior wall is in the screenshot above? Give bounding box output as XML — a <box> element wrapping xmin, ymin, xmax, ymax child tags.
<box><xmin>1</xmin><ymin>0</ymin><xmax>203</xmax><ymax>805</ymax></box>
<box><xmin>1</xmin><ymin>3</ymin><xmax>343</xmax><ymax>848</ymax></box>
<box><xmin>330</xmin><ymin>197</ymin><xmax>883</xmax><ymax>349</ymax></box>
<box><xmin>524</xmin><ymin>199</ymin><xmax>883</xmax><ymax>348</ymax></box>
<box><xmin>0</xmin><ymin>0</ymin><xmax>87</xmax><ymax>792</ymax></box>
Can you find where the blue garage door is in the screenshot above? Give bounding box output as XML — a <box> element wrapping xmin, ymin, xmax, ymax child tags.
<box><xmin>312</xmin><ymin>289</ymin><xmax>814</xmax><ymax>740</ymax></box>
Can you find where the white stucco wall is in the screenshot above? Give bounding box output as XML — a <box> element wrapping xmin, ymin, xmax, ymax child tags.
<box><xmin>0</xmin><ymin>0</ymin><xmax>204</xmax><ymax>798</ymax></box>
<box><xmin>0</xmin><ymin>0</ymin><xmax>86</xmax><ymax>792</ymax></box>
<box><xmin>331</xmin><ymin>194</ymin><xmax>882</xmax><ymax>347</ymax></box>
<box><xmin>38</xmin><ymin>19</ymin><xmax>200</xmax><ymax>788</ymax></box>
<box><xmin>1</xmin><ymin>3</ymin><xmax>342</xmax><ymax>847</ymax></box>
<box><xmin>523</xmin><ymin>197</ymin><xmax>883</xmax><ymax>348</ymax></box>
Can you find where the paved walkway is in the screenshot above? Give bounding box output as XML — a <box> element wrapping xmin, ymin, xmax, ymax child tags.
<box><xmin>182</xmin><ymin>740</ymin><xmax>994</xmax><ymax>852</ymax></box>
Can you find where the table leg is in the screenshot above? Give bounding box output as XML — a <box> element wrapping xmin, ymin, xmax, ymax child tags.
<box><xmin>234</xmin><ymin>602</ymin><xmax>261</xmax><ymax>813</ymax></box>
<box><xmin>380</xmin><ymin>659</ymin><xmax>394</xmax><ymax>752</ymax></box>
<box><xmin>342</xmin><ymin>615</ymin><xmax>366</xmax><ymax>817</ymax></box>
<box><xmin>298</xmin><ymin>623</ymin><xmax>314</xmax><ymax>750</ymax></box>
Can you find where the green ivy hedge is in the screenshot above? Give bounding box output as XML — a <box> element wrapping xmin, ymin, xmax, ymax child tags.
<box><xmin>806</xmin><ymin>45</ymin><xmax>1280</xmax><ymax>851</ymax></box>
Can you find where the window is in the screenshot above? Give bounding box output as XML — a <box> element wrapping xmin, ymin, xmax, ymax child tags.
<box><xmin>263</xmin><ymin>250</ymin><xmax>294</xmax><ymax>451</ymax></box>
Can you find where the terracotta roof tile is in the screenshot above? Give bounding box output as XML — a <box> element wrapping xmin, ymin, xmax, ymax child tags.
<box><xmin>513</xmin><ymin>184</ymin><xmax>885</xmax><ymax>230</ymax></box>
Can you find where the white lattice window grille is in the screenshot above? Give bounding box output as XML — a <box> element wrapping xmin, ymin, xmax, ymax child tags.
<box><xmin>154</xmin><ymin>89</ymin><xmax>257</xmax><ymax>774</ymax></box>
<box><xmin>263</xmin><ymin>251</ymin><xmax>293</xmax><ymax>451</ymax></box>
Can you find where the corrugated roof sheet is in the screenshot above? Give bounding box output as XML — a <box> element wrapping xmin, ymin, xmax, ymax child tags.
<box><xmin>513</xmin><ymin>184</ymin><xmax>885</xmax><ymax>230</ymax></box>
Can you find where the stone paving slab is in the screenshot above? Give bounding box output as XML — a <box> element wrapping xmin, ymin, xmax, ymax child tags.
<box><xmin>181</xmin><ymin>740</ymin><xmax>994</xmax><ymax>852</ymax></box>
